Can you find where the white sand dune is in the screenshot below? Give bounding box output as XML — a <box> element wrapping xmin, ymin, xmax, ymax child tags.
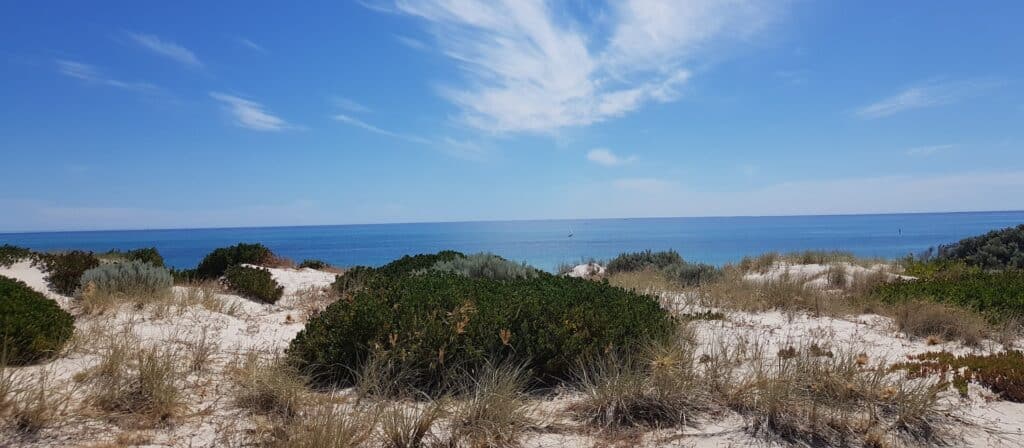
<box><xmin>1</xmin><ymin>261</ymin><xmax>1022</xmax><ymax>447</ymax></box>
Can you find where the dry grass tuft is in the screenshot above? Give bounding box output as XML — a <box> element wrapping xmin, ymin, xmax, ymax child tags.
<box><xmin>379</xmin><ymin>400</ymin><xmax>446</xmax><ymax>448</ymax></box>
<box><xmin>293</xmin><ymin>285</ymin><xmax>337</xmax><ymax>320</ymax></box>
<box><xmin>8</xmin><ymin>369</ymin><xmax>75</xmax><ymax>434</ymax></box>
<box><xmin>230</xmin><ymin>353</ymin><xmax>306</xmax><ymax>418</ymax></box>
<box><xmin>607</xmin><ymin>269</ymin><xmax>681</xmax><ymax>295</ymax></box>
<box><xmin>893</xmin><ymin>301</ymin><xmax>989</xmax><ymax>346</ymax></box>
<box><xmin>445</xmin><ymin>362</ymin><xmax>532</xmax><ymax>448</ymax></box>
<box><xmin>726</xmin><ymin>348</ymin><xmax>949</xmax><ymax>446</ymax></box>
<box><xmin>184</xmin><ymin>326</ymin><xmax>215</xmax><ymax>372</ymax></box>
<box><xmin>83</xmin><ymin>336</ymin><xmax>183</xmax><ymax>425</ymax></box>
<box><xmin>177</xmin><ymin>281</ymin><xmax>241</xmax><ymax>316</ymax></box>
<box><xmin>699</xmin><ymin>268</ymin><xmax>838</xmax><ymax>316</ymax></box>
<box><xmin>265</xmin><ymin>404</ymin><xmax>376</xmax><ymax>448</ymax></box>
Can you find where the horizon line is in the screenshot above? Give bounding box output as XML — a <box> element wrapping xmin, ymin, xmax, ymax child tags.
<box><xmin>2</xmin><ymin>208</ymin><xmax>1022</xmax><ymax>236</ymax></box>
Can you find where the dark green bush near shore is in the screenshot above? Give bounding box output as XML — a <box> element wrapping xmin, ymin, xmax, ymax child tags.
<box><xmin>290</xmin><ymin>254</ymin><xmax>675</xmax><ymax>392</ymax></box>
<box><xmin>224</xmin><ymin>265</ymin><xmax>283</xmax><ymax>304</ymax></box>
<box><xmin>0</xmin><ymin>275</ymin><xmax>74</xmax><ymax>365</ymax></box>
<box><xmin>34</xmin><ymin>250</ymin><xmax>101</xmax><ymax>295</ymax></box>
<box><xmin>0</xmin><ymin>244</ymin><xmax>33</xmax><ymax>268</ymax></box>
<box><xmin>298</xmin><ymin>259</ymin><xmax>329</xmax><ymax>270</ymax></box>
<box><xmin>330</xmin><ymin>251</ymin><xmax>465</xmax><ymax>297</ymax></box>
<box><xmin>195</xmin><ymin>243</ymin><xmax>273</xmax><ymax>279</ymax></box>
<box><xmin>873</xmin><ymin>268</ymin><xmax>1024</xmax><ymax>319</ymax></box>
<box><xmin>607</xmin><ymin>250</ymin><xmax>720</xmax><ymax>287</ymax></box>
<box><xmin>926</xmin><ymin>224</ymin><xmax>1024</xmax><ymax>270</ymax></box>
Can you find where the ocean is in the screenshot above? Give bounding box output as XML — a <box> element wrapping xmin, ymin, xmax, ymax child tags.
<box><xmin>1</xmin><ymin>211</ymin><xmax>1022</xmax><ymax>272</ymax></box>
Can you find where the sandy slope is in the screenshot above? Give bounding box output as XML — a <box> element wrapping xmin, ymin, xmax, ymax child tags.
<box><xmin>1</xmin><ymin>261</ymin><xmax>1022</xmax><ymax>447</ymax></box>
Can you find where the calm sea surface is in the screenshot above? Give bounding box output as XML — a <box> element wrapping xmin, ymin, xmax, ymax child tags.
<box><xmin>2</xmin><ymin>211</ymin><xmax>1022</xmax><ymax>272</ymax></box>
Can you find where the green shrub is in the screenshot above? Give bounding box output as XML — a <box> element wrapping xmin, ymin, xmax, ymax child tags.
<box><xmin>929</xmin><ymin>224</ymin><xmax>1024</xmax><ymax>270</ymax></box>
<box><xmin>34</xmin><ymin>251</ymin><xmax>100</xmax><ymax>296</ymax></box>
<box><xmin>79</xmin><ymin>261</ymin><xmax>173</xmax><ymax>297</ymax></box>
<box><xmin>0</xmin><ymin>245</ymin><xmax>33</xmax><ymax>268</ymax></box>
<box><xmin>607</xmin><ymin>250</ymin><xmax>684</xmax><ymax>273</ymax></box>
<box><xmin>125</xmin><ymin>248</ymin><xmax>165</xmax><ymax>267</ymax></box>
<box><xmin>873</xmin><ymin>269</ymin><xmax>1024</xmax><ymax>319</ymax></box>
<box><xmin>892</xmin><ymin>351</ymin><xmax>1024</xmax><ymax>402</ymax></box>
<box><xmin>224</xmin><ymin>265</ymin><xmax>283</xmax><ymax>304</ymax></box>
<box><xmin>298</xmin><ymin>259</ymin><xmax>329</xmax><ymax>270</ymax></box>
<box><xmin>195</xmin><ymin>243</ymin><xmax>273</xmax><ymax>279</ymax></box>
<box><xmin>0</xmin><ymin>275</ymin><xmax>74</xmax><ymax>365</ymax></box>
<box><xmin>330</xmin><ymin>251</ymin><xmax>465</xmax><ymax>297</ymax></box>
<box><xmin>428</xmin><ymin>252</ymin><xmax>540</xmax><ymax>281</ymax></box>
<box><xmin>289</xmin><ymin>264</ymin><xmax>676</xmax><ymax>392</ymax></box>
<box><xmin>606</xmin><ymin>250</ymin><xmax>720</xmax><ymax>287</ymax></box>
<box><xmin>661</xmin><ymin>261</ymin><xmax>721</xmax><ymax>287</ymax></box>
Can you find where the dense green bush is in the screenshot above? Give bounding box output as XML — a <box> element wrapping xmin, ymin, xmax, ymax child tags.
<box><xmin>428</xmin><ymin>252</ymin><xmax>540</xmax><ymax>281</ymax></box>
<box><xmin>331</xmin><ymin>250</ymin><xmax>465</xmax><ymax>297</ymax></box>
<box><xmin>124</xmin><ymin>247</ymin><xmax>165</xmax><ymax>267</ymax></box>
<box><xmin>927</xmin><ymin>224</ymin><xmax>1024</xmax><ymax>270</ymax></box>
<box><xmin>0</xmin><ymin>275</ymin><xmax>74</xmax><ymax>365</ymax></box>
<box><xmin>34</xmin><ymin>251</ymin><xmax>100</xmax><ymax>296</ymax></box>
<box><xmin>873</xmin><ymin>269</ymin><xmax>1024</xmax><ymax>318</ymax></box>
<box><xmin>298</xmin><ymin>259</ymin><xmax>329</xmax><ymax>270</ymax></box>
<box><xmin>661</xmin><ymin>261</ymin><xmax>721</xmax><ymax>286</ymax></box>
<box><xmin>224</xmin><ymin>265</ymin><xmax>284</xmax><ymax>304</ymax></box>
<box><xmin>289</xmin><ymin>264</ymin><xmax>676</xmax><ymax>392</ymax></box>
<box><xmin>607</xmin><ymin>250</ymin><xmax>685</xmax><ymax>273</ymax></box>
<box><xmin>195</xmin><ymin>243</ymin><xmax>273</xmax><ymax>279</ymax></box>
<box><xmin>0</xmin><ymin>244</ymin><xmax>33</xmax><ymax>268</ymax></box>
<box><xmin>79</xmin><ymin>260</ymin><xmax>173</xmax><ymax>297</ymax></box>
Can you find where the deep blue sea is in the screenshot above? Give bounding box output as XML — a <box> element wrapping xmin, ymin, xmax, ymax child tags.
<box><xmin>2</xmin><ymin>211</ymin><xmax>1022</xmax><ymax>272</ymax></box>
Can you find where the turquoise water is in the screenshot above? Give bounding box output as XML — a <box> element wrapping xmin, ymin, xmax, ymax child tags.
<box><xmin>1</xmin><ymin>211</ymin><xmax>1022</xmax><ymax>272</ymax></box>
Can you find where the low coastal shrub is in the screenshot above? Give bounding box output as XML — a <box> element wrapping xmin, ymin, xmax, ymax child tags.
<box><xmin>0</xmin><ymin>244</ymin><xmax>33</xmax><ymax>268</ymax></box>
<box><xmin>892</xmin><ymin>351</ymin><xmax>1024</xmax><ymax>402</ymax></box>
<box><xmin>892</xmin><ymin>301</ymin><xmax>988</xmax><ymax>346</ymax></box>
<box><xmin>873</xmin><ymin>269</ymin><xmax>1024</xmax><ymax>318</ymax></box>
<box><xmin>298</xmin><ymin>259</ymin><xmax>328</xmax><ymax>270</ymax></box>
<box><xmin>34</xmin><ymin>250</ymin><xmax>100</xmax><ymax>296</ymax></box>
<box><xmin>330</xmin><ymin>251</ymin><xmax>465</xmax><ymax>297</ymax></box>
<box><xmin>124</xmin><ymin>247</ymin><xmax>165</xmax><ymax>267</ymax></box>
<box><xmin>0</xmin><ymin>275</ymin><xmax>74</xmax><ymax>365</ymax></box>
<box><xmin>607</xmin><ymin>250</ymin><xmax>721</xmax><ymax>287</ymax></box>
<box><xmin>79</xmin><ymin>260</ymin><xmax>173</xmax><ymax>298</ymax></box>
<box><xmin>427</xmin><ymin>252</ymin><xmax>540</xmax><ymax>281</ymax></box>
<box><xmin>224</xmin><ymin>265</ymin><xmax>283</xmax><ymax>304</ymax></box>
<box><xmin>926</xmin><ymin>224</ymin><xmax>1024</xmax><ymax>270</ymax></box>
<box><xmin>195</xmin><ymin>243</ymin><xmax>273</xmax><ymax>279</ymax></box>
<box><xmin>290</xmin><ymin>257</ymin><xmax>675</xmax><ymax>392</ymax></box>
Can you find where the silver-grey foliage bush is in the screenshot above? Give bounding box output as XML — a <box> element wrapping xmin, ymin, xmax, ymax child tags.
<box><xmin>79</xmin><ymin>260</ymin><xmax>173</xmax><ymax>297</ymax></box>
<box><xmin>428</xmin><ymin>253</ymin><xmax>540</xmax><ymax>281</ymax></box>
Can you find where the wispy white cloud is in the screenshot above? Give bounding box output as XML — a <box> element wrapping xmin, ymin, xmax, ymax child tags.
<box><xmin>395</xmin><ymin>35</ymin><xmax>428</xmax><ymax>51</ymax></box>
<box><xmin>210</xmin><ymin>92</ymin><xmax>293</xmax><ymax>131</ymax></box>
<box><xmin>856</xmin><ymin>78</ymin><xmax>1001</xmax><ymax>119</ymax></box>
<box><xmin>129</xmin><ymin>32</ymin><xmax>203</xmax><ymax>68</ymax></box>
<box><xmin>334</xmin><ymin>114</ymin><xmax>431</xmax><ymax>144</ymax></box>
<box><xmin>906</xmin><ymin>144</ymin><xmax>955</xmax><ymax>156</ymax></box>
<box><xmin>234</xmin><ymin>36</ymin><xmax>266</xmax><ymax>53</ymax></box>
<box><xmin>334</xmin><ymin>97</ymin><xmax>371</xmax><ymax>113</ymax></box>
<box><xmin>612</xmin><ymin>177</ymin><xmax>677</xmax><ymax>193</ymax></box>
<box><xmin>587</xmin><ymin>148</ymin><xmax>635</xmax><ymax>166</ymax></box>
<box><xmin>382</xmin><ymin>0</ymin><xmax>778</xmax><ymax>134</ymax></box>
<box><xmin>56</xmin><ymin>59</ymin><xmax>160</xmax><ymax>93</ymax></box>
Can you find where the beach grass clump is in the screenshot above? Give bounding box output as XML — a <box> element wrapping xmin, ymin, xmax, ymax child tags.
<box><xmin>445</xmin><ymin>362</ymin><xmax>532</xmax><ymax>448</ymax></box>
<box><xmin>264</xmin><ymin>404</ymin><xmax>376</xmax><ymax>448</ymax></box>
<box><xmin>194</xmin><ymin>242</ymin><xmax>273</xmax><ymax>279</ymax></box>
<box><xmin>891</xmin><ymin>301</ymin><xmax>988</xmax><ymax>346</ymax></box>
<box><xmin>891</xmin><ymin>350</ymin><xmax>1024</xmax><ymax>402</ymax></box>
<box><xmin>379</xmin><ymin>400</ymin><xmax>446</xmax><ymax>448</ymax></box>
<box><xmin>572</xmin><ymin>334</ymin><xmax>710</xmax><ymax>428</ymax></box>
<box><xmin>84</xmin><ymin>336</ymin><xmax>183</xmax><ymax>424</ymax></box>
<box><xmin>224</xmin><ymin>265</ymin><xmax>283</xmax><ymax>304</ymax></box>
<box><xmin>0</xmin><ymin>244</ymin><xmax>33</xmax><ymax>268</ymax></box>
<box><xmin>230</xmin><ymin>353</ymin><xmax>306</xmax><ymax>417</ymax></box>
<box><xmin>728</xmin><ymin>349</ymin><xmax>948</xmax><ymax>446</ymax></box>
<box><xmin>0</xmin><ymin>275</ymin><xmax>75</xmax><ymax>365</ymax></box>
<box><xmin>98</xmin><ymin>247</ymin><xmax>165</xmax><ymax>267</ymax></box>
<box><xmin>290</xmin><ymin>252</ymin><xmax>676</xmax><ymax>393</ymax></box>
<box><xmin>427</xmin><ymin>252</ymin><xmax>540</xmax><ymax>281</ymax></box>
<box><xmin>33</xmin><ymin>250</ymin><xmax>100</xmax><ymax>296</ymax></box>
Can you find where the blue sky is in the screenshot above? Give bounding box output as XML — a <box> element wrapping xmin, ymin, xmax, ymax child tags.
<box><xmin>1</xmin><ymin>1</ymin><xmax>1023</xmax><ymax>232</ymax></box>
